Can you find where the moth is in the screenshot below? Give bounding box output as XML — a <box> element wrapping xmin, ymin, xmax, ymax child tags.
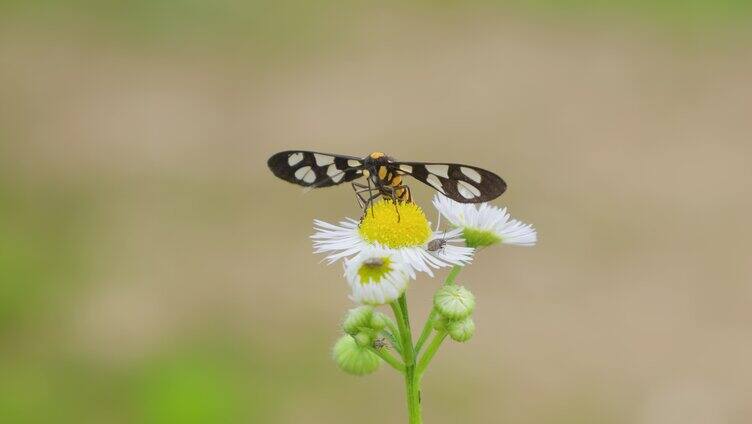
<box><xmin>267</xmin><ymin>151</ymin><xmax>506</xmax><ymax>212</ymax></box>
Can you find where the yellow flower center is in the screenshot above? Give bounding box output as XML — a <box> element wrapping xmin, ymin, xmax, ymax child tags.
<box><xmin>357</xmin><ymin>257</ymin><xmax>392</xmax><ymax>285</ymax></box>
<box><xmin>358</xmin><ymin>200</ymin><xmax>431</xmax><ymax>248</ymax></box>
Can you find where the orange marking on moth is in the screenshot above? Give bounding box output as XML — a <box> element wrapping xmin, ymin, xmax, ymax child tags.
<box><xmin>378</xmin><ymin>166</ymin><xmax>388</xmax><ymax>180</ymax></box>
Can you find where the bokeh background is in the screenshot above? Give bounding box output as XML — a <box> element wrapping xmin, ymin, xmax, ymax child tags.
<box><xmin>2</xmin><ymin>1</ymin><xmax>752</xmax><ymax>423</ymax></box>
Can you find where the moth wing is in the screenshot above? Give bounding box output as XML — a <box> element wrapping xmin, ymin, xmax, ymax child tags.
<box><xmin>267</xmin><ymin>151</ymin><xmax>364</xmax><ymax>188</ymax></box>
<box><xmin>394</xmin><ymin>162</ymin><xmax>506</xmax><ymax>203</ymax></box>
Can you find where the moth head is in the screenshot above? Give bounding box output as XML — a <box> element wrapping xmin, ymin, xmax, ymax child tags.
<box><xmin>363</xmin><ymin>152</ymin><xmax>393</xmax><ymax>167</ymax></box>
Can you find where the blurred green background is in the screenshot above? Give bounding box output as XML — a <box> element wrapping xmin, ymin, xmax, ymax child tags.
<box><xmin>1</xmin><ymin>1</ymin><xmax>751</xmax><ymax>423</ymax></box>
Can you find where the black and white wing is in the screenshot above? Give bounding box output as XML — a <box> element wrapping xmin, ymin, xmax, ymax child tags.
<box><xmin>394</xmin><ymin>162</ymin><xmax>506</xmax><ymax>203</ymax></box>
<box><xmin>267</xmin><ymin>151</ymin><xmax>364</xmax><ymax>188</ymax></box>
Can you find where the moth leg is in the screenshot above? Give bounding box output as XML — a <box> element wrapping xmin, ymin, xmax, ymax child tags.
<box><xmin>353</xmin><ymin>190</ymin><xmax>368</xmax><ymax>209</ymax></box>
<box><xmin>351</xmin><ymin>182</ymin><xmax>371</xmax><ymax>209</ymax></box>
<box><xmin>366</xmin><ymin>177</ymin><xmax>378</xmax><ymax>219</ymax></box>
<box><xmin>380</xmin><ymin>185</ymin><xmax>402</xmax><ymax>222</ymax></box>
<box><xmin>390</xmin><ymin>184</ymin><xmax>413</xmax><ymax>222</ymax></box>
<box><xmin>351</xmin><ymin>182</ymin><xmax>369</xmax><ymax>191</ymax></box>
<box><xmin>354</xmin><ymin>188</ymin><xmax>379</xmax><ymax>210</ymax></box>
<box><xmin>361</xmin><ymin>191</ymin><xmax>382</xmax><ymax>219</ymax></box>
<box><xmin>352</xmin><ymin>181</ymin><xmax>381</xmax><ymax>221</ymax></box>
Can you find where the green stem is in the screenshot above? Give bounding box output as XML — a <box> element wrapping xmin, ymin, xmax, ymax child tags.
<box><xmin>416</xmin><ymin>331</ymin><xmax>447</xmax><ymax>376</ymax></box>
<box><xmin>391</xmin><ymin>262</ymin><xmax>462</xmax><ymax>424</ymax></box>
<box><xmin>415</xmin><ymin>265</ymin><xmax>463</xmax><ymax>355</ymax></box>
<box><xmin>445</xmin><ymin>265</ymin><xmax>462</xmax><ymax>286</ymax></box>
<box><xmin>398</xmin><ymin>295</ymin><xmax>412</xmax><ymax>333</ymax></box>
<box><xmin>414</xmin><ymin>310</ymin><xmax>436</xmax><ymax>354</ymax></box>
<box><xmin>390</xmin><ymin>303</ymin><xmax>409</xmax><ymax>360</ymax></box>
<box><xmin>391</xmin><ymin>296</ymin><xmax>421</xmax><ymax>423</ymax></box>
<box><xmin>404</xmin><ymin>364</ymin><xmax>422</xmax><ymax>424</ymax></box>
<box><xmin>369</xmin><ymin>346</ymin><xmax>405</xmax><ymax>373</ymax></box>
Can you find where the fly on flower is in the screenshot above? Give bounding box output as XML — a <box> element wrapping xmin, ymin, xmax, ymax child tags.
<box><xmin>426</xmin><ymin>231</ymin><xmax>448</xmax><ymax>253</ymax></box>
<box><xmin>267</xmin><ymin>151</ymin><xmax>508</xmax><ymax>216</ymax></box>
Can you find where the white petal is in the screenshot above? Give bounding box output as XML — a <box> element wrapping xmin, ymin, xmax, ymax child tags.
<box><xmin>432</xmin><ymin>193</ymin><xmax>537</xmax><ymax>248</ymax></box>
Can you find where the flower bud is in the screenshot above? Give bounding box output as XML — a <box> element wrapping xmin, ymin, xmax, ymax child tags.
<box><xmin>434</xmin><ymin>285</ymin><xmax>475</xmax><ymax>320</ymax></box>
<box><xmin>333</xmin><ymin>335</ymin><xmax>381</xmax><ymax>375</ymax></box>
<box><xmin>353</xmin><ymin>331</ymin><xmax>373</xmax><ymax>348</ymax></box>
<box><xmin>342</xmin><ymin>306</ymin><xmax>374</xmax><ymax>335</ymax></box>
<box><xmin>369</xmin><ymin>312</ymin><xmax>389</xmax><ymax>331</ymax></box>
<box><xmin>447</xmin><ymin>317</ymin><xmax>475</xmax><ymax>342</ymax></box>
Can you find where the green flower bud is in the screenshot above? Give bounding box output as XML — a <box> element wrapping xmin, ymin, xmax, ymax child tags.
<box><xmin>333</xmin><ymin>335</ymin><xmax>381</xmax><ymax>375</ymax></box>
<box><xmin>447</xmin><ymin>317</ymin><xmax>475</xmax><ymax>342</ymax></box>
<box><xmin>342</xmin><ymin>306</ymin><xmax>374</xmax><ymax>335</ymax></box>
<box><xmin>434</xmin><ymin>285</ymin><xmax>475</xmax><ymax>320</ymax></box>
<box><xmin>353</xmin><ymin>331</ymin><xmax>373</xmax><ymax>347</ymax></box>
<box><xmin>370</xmin><ymin>312</ymin><xmax>389</xmax><ymax>331</ymax></box>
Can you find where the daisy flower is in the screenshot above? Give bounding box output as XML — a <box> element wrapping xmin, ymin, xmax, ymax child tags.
<box><xmin>432</xmin><ymin>194</ymin><xmax>537</xmax><ymax>248</ymax></box>
<box><xmin>344</xmin><ymin>246</ymin><xmax>411</xmax><ymax>305</ymax></box>
<box><xmin>312</xmin><ymin>199</ymin><xmax>474</xmax><ymax>277</ymax></box>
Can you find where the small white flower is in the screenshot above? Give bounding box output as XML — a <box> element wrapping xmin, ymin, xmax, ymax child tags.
<box><xmin>432</xmin><ymin>194</ymin><xmax>537</xmax><ymax>248</ymax></box>
<box><xmin>312</xmin><ymin>200</ymin><xmax>473</xmax><ymax>277</ymax></box>
<box><xmin>344</xmin><ymin>246</ymin><xmax>410</xmax><ymax>305</ymax></box>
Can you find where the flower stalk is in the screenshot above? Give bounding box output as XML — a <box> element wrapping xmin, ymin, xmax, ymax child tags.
<box><xmin>391</xmin><ymin>296</ymin><xmax>422</xmax><ymax>423</ymax></box>
<box><xmin>369</xmin><ymin>345</ymin><xmax>405</xmax><ymax>372</ymax></box>
<box><xmin>317</xmin><ymin>194</ymin><xmax>537</xmax><ymax>423</ymax></box>
<box><xmin>414</xmin><ymin>310</ymin><xmax>436</xmax><ymax>354</ymax></box>
<box><xmin>385</xmin><ymin>265</ymin><xmax>466</xmax><ymax>423</ymax></box>
<box><xmin>416</xmin><ymin>330</ymin><xmax>447</xmax><ymax>376</ymax></box>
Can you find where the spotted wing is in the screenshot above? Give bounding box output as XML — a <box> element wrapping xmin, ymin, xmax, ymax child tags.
<box><xmin>393</xmin><ymin>162</ymin><xmax>506</xmax><ymax>203</ymax></box>
<box><xmin>267</xmin><ymin>151</ymin><xmax>364</xmax><ymax>188</ymax></box>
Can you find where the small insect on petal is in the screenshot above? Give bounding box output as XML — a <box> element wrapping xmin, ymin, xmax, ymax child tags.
<box><xmin>426</xmin><ymin>238</ymin><xmax>447</xmax><ymax>253</ymax></box>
